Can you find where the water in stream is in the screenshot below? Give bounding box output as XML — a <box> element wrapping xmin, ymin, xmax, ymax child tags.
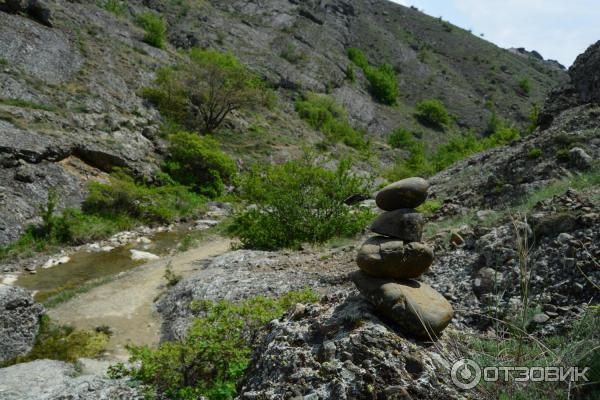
<box><xmin>16</xmin><ymin>228</ymin><xmax>189</xmax><ymax>302</ymax></box>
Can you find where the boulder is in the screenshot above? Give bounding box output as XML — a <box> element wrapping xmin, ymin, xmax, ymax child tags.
<box><xmin>370</xmin><ymin>209</ymin><xmax>424</xmax><ymax>242</ymax></box>
<box><xmin>0</xmin><ymin>284</ymin><xmax>44</xmax><ymax>363</ymax></box>
<box><xmin>351</xmin><ymin>271</ymin><xmax>453</xmax><ymax>339</ymax></box>
<box><xmin>569</xmin><ymin>147</ymin><xmax>593</xmax><ymax>170</ymax></box>
<box><xmin>532</xmin><ymin>212</ymin><xmax>578</xmax><ymax>238</ymax></box>
<box><xmin>0</xmin><ymin>359</ymin><xmax>142</xmax><ymax>399</ymax></box>
<box><xmin>356</xmin><ymin>236</ymin><xmax>434</xmax><ymax>279</ymax></box>
<box><xmin>472</xmin><ymin>267</ymin><xmax>504</xmax><ymax>296</ymax></box>
<box><xmin>375</xmin><ymin>177</ymin><xmax>429</xmax><ymax>211</ymax></box>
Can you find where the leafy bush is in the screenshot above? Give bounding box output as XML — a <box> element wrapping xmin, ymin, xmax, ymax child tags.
<box><xmin>518</xmin><ymin>77</ymin><xmax>532</xmax><ymax>95</ymax></box>
<box><xmin>163</xmin><ymin>131</ymin><xmax>236</xmax><ymax>198</ymax></box>
<box><xmin>364</xmin><ymin>64</ymin><xmax>398</xmax><ymax>105</ymax></box>
<box><xmin>345</xmin><ymin>64</ymin><xmax>355</xmax><ymax>82</ymax></box>
<box><xmin>230</xmin><ymin>155</ymin><xmax>374</xmax><ymax>250</ymax></box>
<box><xmin>116</xmin><ymin>290</ymin><xmax>319</xmax><ymax>399</ymax></box>
<box><xmin>415</xmin><ymin>99</ymin><xmax>450</xmax><ymax>128</ymax></box>
<box><xmin>2</xmin><ymin>316</ymin><xmax>109</xmax><ymax>366</ymax></box>
<box><xmin>295</xmin><ymin>92</ymin><xmax>367</xmax><ymax>149</ymax></box>
<box><xmin>388</xmin><ymin>128</ymin><xmax>415</xmax><ymax>149</ymax></box>
<box><xmin>138</xmin><ymin>12</ymin><xmax>167</xmax><ymax>49</ymax></box>
<box><xmin>347</xmin><ymin>47</ymin><xmax>369</xmax><ymax>69</ymax></box>
<box><xmin>527</xmin><ymin>148</ymin><xmax>542</xmax><ymax>159</ymax></box>
<box><xmin>141</xmin><ymin>49</ymin><xmax>268</xmax><ymax>134</ymax></box>
<box><xmin>347</xmin><ymin>47</ymin><xmax>398</xmax><ymax>105</ymax></box>
<box><xmin>97</xmin><ymin>0</ymin><xmax>128</xmax><ymax>17</ymax></box>
<box><xmin>84</xmin><ymin>172</ymin><xmax>206</xmax><ymax>223</ymax></box>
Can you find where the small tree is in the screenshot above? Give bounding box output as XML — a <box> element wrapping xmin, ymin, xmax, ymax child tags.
<box><xmin>139</xmin><ymin>12</ymin><xmax>166</xmax><ymax>49</ymax></box>
<box><xmin>144</xmin><ymin>49</ymin><xmax>266</xmax><ymax>134</ymax></box>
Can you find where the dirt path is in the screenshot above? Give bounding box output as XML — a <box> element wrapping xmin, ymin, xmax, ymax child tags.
<box><xmin>48</xmin><ymin>237</ymin><xmax>231</xmax><ymax>361</ymax></box>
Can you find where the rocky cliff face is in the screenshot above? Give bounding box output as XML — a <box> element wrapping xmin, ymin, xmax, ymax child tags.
<box><xmin>0</xmin><ymin>0</ymin><xmax>566</xmax><ymax>245</ymax></box>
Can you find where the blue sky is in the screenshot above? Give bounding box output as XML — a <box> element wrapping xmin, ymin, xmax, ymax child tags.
<box><xmin>391</xmin><ymin>0</ymin><xmax>600</xmax><ymax>67</ymax></box>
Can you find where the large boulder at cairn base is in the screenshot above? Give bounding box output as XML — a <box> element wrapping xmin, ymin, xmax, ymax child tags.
<box><xmin>356</xmin><ymin>236</ymin><xmax>434</xmax><ymax>279</ymax></box>
<box><xmin>351</xmin><ymin>272</ymin><xmax>453</xmax><ymax>339</ymax></box>
<box><xmin>375</xmin><ymin>177</ymin><xmax>429</xmax><ymax>211</ymax></box>
<box><xmin>0</xmin><ymin>284</ymin><xmax>44</xmax><ymax>363</ymax></box>
<box><xmin>370</xmin><ymin>208</ymin><xmax>424</xmax><ymax>242</ymax></box>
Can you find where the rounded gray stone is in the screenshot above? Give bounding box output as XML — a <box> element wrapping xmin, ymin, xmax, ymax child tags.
<box><xmin>356</xmin><ymin>236</ymin><xmax>434</xmax><ymax>279</ymax></box>
<box><xmin>351</xmin><ymin>271</ymin><xmax>453</xmax><ymax>339</ymax></box>
<box><xmin>375</xmin><ymin>177</ymin><xmax>429</xmax><ymax>211</ymax></box>
<box><xmin>370</xmin><ymin>209</ymin><xmax>424</xmax><ymax>242</ymax></box>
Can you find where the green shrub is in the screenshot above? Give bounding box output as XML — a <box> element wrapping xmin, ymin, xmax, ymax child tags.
<box><xmin>364</xmin><ymin>64</ymin><xmax>398</xmax><ymax>105</ymax></box>
<box><xmin>526</xmin><ymin>104</ymin><xmax>540</xmax><ymax>134</ymax></box>
<box><xmin>84</xmin><ymin>172</ymin><xmax>206</xmax><ymax>223</ymax></box>
<box><xmin>345</xmin><ymin>64</ymin><xmax>355</xmax><ymax>82</ymax></box>
<box><xmin>527</xmin><ymin>148</ymin><xmax>542</xmax><ymax>159</ymax></box>
<box><xmin>415</xmin><ymin>99</ymin><xmax>450</xmax><ymax>128</ymax></box>
<box><xmin>388</xmin><ymin>128</ymin><xmax>415</xmax><ymax>149</ymax></box>
<box><xmin>163</xmin><ymin>131</ymin><xmax>236</xmax><ymax>198</ymax></box>
<box><xmin>97</xmin><ymin>0</ymin><xmax>128</xmax><ymax>17</ymax></box>
<box><xmin>295</xmin><ymin>92</ymin><xmax>367</xmax><ymax>149</ymax></box>
<box><xmin>518</xmin><ymin>77</ymin><xmax>532</xmax><ymax>95</ymax></box>
<box><xmin>117</xmin><ymin>290</ymin><xmax>319</xmax><ymax>399</ymax></box>
<box><xmin>347</xmin><ymin>47</ymin><xmax>398</xmax><ymax>105</ymax></box>
<box><xmin>141</xmin><ymin>49</ymin><xmax>268</xmax><ymax>134</ymax></box>
<box><xmin>2</xmin><ymin>316</ymin><xmax>109</xmax><ymax>366</ymax></box>
<box><xmin>138</xmin><ymin>12</ymin><xmax>167</xmax><ymax>49</ymax></box>
<box><xmin>230</xmin><ymin>155</ymin><xmax>374</xmax><ymax>250</ymax></box>
<box><xmin>347</xmin><ymin>47</ymin><xmax>369</xmax><ymax>69</ymax></box>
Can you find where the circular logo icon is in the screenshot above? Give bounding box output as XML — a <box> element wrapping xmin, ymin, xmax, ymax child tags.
<box><xmin>451</xmin><ymin>359</ymin><xmax>481</xmax><ymax>390</ymax></box>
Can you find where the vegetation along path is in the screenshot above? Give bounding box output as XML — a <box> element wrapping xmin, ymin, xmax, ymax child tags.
<box><xmin>47</xmin><ymin>237</ymin><xmax>231</xmax><ymax>361</ymax></box>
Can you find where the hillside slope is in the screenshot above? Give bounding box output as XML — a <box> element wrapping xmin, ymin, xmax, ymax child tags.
<box><xmin>0</xmin><ymin>0</ymin><xmax>566</xmax><ymax>245</ymax></box>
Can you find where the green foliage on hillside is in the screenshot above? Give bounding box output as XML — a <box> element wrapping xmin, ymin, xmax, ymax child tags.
<box><xmin>295</xmin><ymin>92</ymin><xmax>367</xmax><ymax>149</ymax></box>
<box><xmin>163</xmin><ymin>131</ymin><xmax>236</xmax><ymax>198</ymax></box>
<box><xmin>97</xmin><ymin>0</ymin><xmax>128</xmax><ymax>17</ymax></box>
<box><xmin>347</xmin><ymin>48</ymin><xmax>398</xmax><ymax>105</ymax></box>
<box><xmin>229</xmin><ymin>154</ymin><xmax>374</xmax><ymax>250</ymax></box>
<box><xmin>388</xmin><ymin>128</ymin><xmax>416</xmax><ymax>149</ymax></box>
<box><xmin>138</xmin><ymin>12</ymin><xmax>167</xmax><ymax>49</ymax></box>
<box><xmin>111</xmin><ymin>290</ymin><xmax>320</xmax><ymax>399</ymax></box>
<box><xmin>142</xmin><ymin>49</ymin><xmax>268</xmax><ymax>134</ymax></box>
<box><xmin>518</xmin><ymin>77</ymin><xmax>532</xmax><ymax>95</ymax></box>
<box><xmin>388</xmin><ymin>119</ymin><xmax>521</xmax><ymax>179</ymax></box>
<box><xmin>415</xmin><ymin>99</ymin><xmax>450</xmax><ymax>128</ymax></box>
<box><xmin>84</xmin><ymin>172</ymin><xmax>205</xmax><ymax>223</ymax></box>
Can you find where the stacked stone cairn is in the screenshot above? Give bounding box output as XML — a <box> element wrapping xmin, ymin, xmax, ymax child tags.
<box><xmin>351</xmin><ymin>177</ymin><xmax>454</xmax><ymax>339</ymax></box>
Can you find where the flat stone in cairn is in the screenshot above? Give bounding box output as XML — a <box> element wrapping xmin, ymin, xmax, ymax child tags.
<box><xmin>370</xmin><ymin>209</ymin><xmax>424</xmax><ymax>242</ymax></box>
<box><xmin>351</xmin><ymin>271</ymin><xmax>453</xmax><ymax>339</ymax></box>
<box><xmin>356</xmin><ymin>236</ymin><xmax>433</xmax><ymax>279</ymax></box>
<box><xmin>375</xmin><ymin>177</ymin><xmax>429</xmax><ymax>211</ymax></box>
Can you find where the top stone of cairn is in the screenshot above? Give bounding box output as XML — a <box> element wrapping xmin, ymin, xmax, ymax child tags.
<box><xmin>375</xmin><ymin>177</ymin><xmax>429</xmax><ymax>211</ymax></box>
